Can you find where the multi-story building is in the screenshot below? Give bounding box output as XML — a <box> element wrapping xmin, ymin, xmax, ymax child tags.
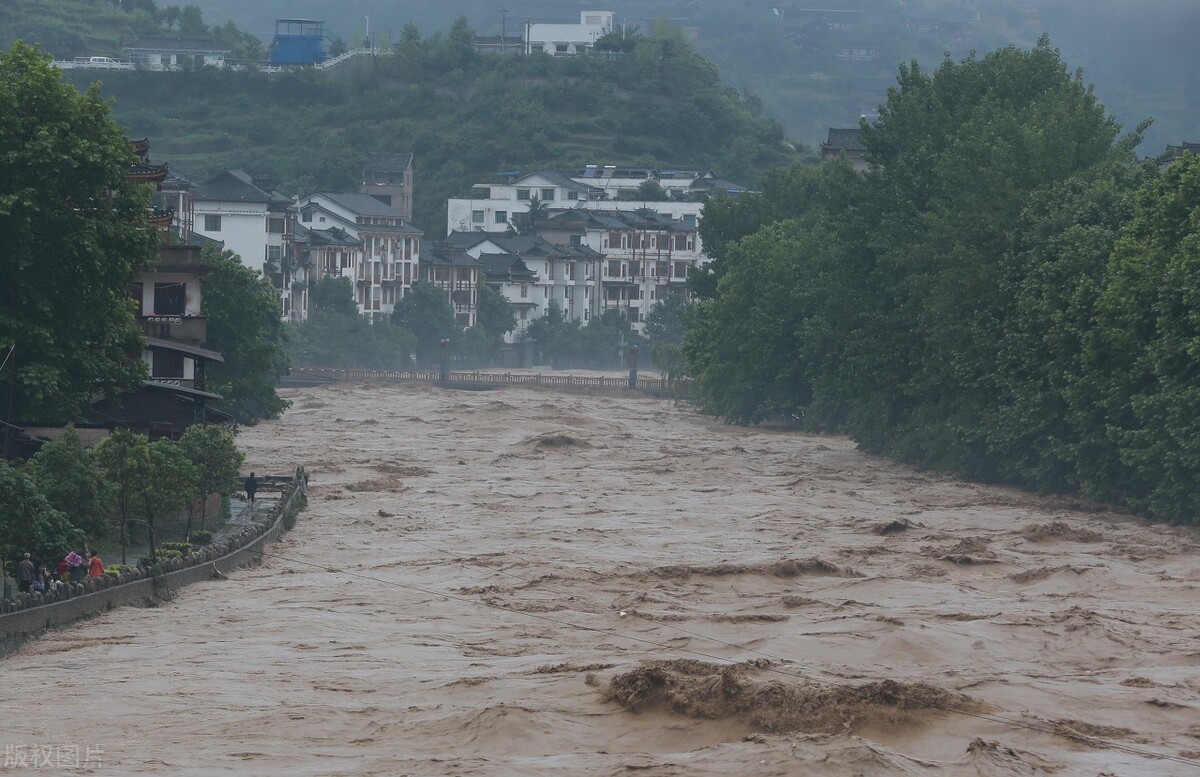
<box><xmin>441</xmin><ymin>231</ymin><xmax>605</xmax><ymax>340</ymax></box>
<box><xmin>446</xmin><ymin>165</ymin><xmax>743</xmax><ymax>256</ymax></box>
<box><xmin>280</xmin><ymin>224</ymin><xmax>363</xmax><ymax>322</ymax></box>
<box><xmin>193</xmin><ymin>170</ymin><xmax>296</xmax><ymax>276</ymax></box>
<box><xmin>420</xmin><ymin>243</ymin><xmax>484</xmax><ymax>328</ymax></box>
<box><xmin>297</xmin><ymin>192</ymin><xmax>422</xmax><ymax>318</ymax></box>
<box><xmin>360</xmin><ymin>152</ymin><xmax>414</xmax><ymax>222</ymax></box>
<box><xmin>537</xmin><ymin>208</ymin><xmax>700</xmax><ymax>329</ymax></box>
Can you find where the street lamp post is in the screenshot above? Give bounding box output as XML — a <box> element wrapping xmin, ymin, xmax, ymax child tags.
<box><xmin>628</xmin><ymin>344</ymin><xmax>639</xmax><ymax>389</ymax></box>
<box><xmin>439</xmin><ymin>337</ymin><xmax>451</xmax><ymax>383</ymax></box>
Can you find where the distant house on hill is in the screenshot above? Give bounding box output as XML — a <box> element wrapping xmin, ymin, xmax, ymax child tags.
<box><xmin>1159</xmin><ymin>141</ymin><xmax>1200</xmax><ymax>170</ymax></box>
<box><xmin>526</xmin><ymin>11</ymin><xmax>614</xmax><ymax>55</ymax></box>
<box><xmin>123</xmin><ymin>37</ymin><xmax>229</xmax><ymax>69</ymax></box>
<box><xmin>820</xmin><ymin>127</ymin><xmax>869</xmax><ymax>171</ymax></box>
<box><xmin>473</xmin><ymin>35</ymin><xmax>524</xmax><ymax>55</ymax></box>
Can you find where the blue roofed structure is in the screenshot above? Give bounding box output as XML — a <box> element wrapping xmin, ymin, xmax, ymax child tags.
<box><xmin>270</xmin><ymin>19</ymin><xmax>327</xmax><ymax>65</ymax></box>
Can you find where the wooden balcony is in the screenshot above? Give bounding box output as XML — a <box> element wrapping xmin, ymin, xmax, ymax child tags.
<box><xmin>138</xmin><ymin>315</ymin><xmax>207</xmax><ymax>344</ymax></box>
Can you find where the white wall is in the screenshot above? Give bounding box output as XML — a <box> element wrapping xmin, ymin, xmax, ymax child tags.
<box><xmin>193</xmin><ymin>201</ymin><xmax>270</xmax><ymax>273</ymax></box>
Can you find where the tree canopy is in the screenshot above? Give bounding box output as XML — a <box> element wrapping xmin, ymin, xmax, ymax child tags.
<box><xmin>0</xmin><ymin>42</ymin><xmax>158</xmax><ymax>428</ymax></box>
<box><xmin>685</xmin><ymin>39</ymin><xmax>1200</xmax><ymax>524</ymax></box>
<box><xmin>200</xmin><ymin>245</ymin><xmax>290</xmax><ymax>422</ymax></box>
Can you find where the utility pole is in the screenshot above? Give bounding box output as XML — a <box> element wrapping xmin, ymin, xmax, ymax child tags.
<box><xmin>500</xmin><ymin>8</ymin><xmax>510</xmax><ymax>54</ymax></box>
<box><xmin>364</xmin><ymin>15</ymin><xmax>371</xmax><ymax>51</ymax></box>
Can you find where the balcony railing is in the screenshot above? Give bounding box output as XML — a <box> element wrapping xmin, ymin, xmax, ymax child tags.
<box><xmin>138</xmin><ymin>315</ymin><xmax>207</xmax><ymax>344</ymax></box>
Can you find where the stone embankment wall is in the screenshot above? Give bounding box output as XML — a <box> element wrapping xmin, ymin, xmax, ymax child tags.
<box><xmin>0</xmin><ymin>468</ymin><xmax>307</xmax><ymax>656</ymax></box>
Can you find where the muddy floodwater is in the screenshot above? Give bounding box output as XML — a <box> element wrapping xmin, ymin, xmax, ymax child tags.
<box><xmin>4</xmin><ymin>382</ymin><xmax>1200</xmax><ymax>775</ymax></box>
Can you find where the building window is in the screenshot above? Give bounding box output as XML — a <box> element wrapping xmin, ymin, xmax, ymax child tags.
<box><xmin>267</xmin><ymin>245</ymin><xmax>283</xmax><ymax>261</ymax></box>
<box><xmin>267</xmin><ymin>217</ymin><xmax>285</xmax><ymax>234</ymax></box>
<box><xmin>674</xmin><ymin>234</ymin><xmax>688</xmax><ymax>251</ymax></box>
<box><xmin>569</xmin><ymin>234</ymin><xmax>582</xmax><ymax>247</ymax></box>
<box><xmin>657</xmin><ymin>261</ymin><xmax>669</xmax><ymax>277</ymax></box>
<box><xmin>629</xmin><ymin>261</ymin><xmax>641</xmax><ymax>277</ymax></box>
<box><xmin>517</xmin><ymin>189</ymin><xmax>531</xmax><ymax>200</ymax></box>
<box><xmin>496</xmin><ymin>211</ymin><xmax>508</xmax><ymax>224</ymax></box>
<box><xmin>568</xmin><ymin>262</ymin><xmax>576</xmax><ymax>280</ymax></box>
<box><xmin>541</xmin><ymin>188</ymin><xmax>555</xmax><ymax>201</ymax></box>
<box><xmin>607</xmin><ymin>260</ymin><xmax>621</xmax><ymax>277</ymax></box>
<box><xmin>152</xmin><ymin>350</ymin><xmax>185</xmax><ymax>379</ymax></box>
<box><xmin>674</xmin><ymin>261</ymin><xmax>688</xmax><ymax>278</ymax></box>
<box><xmin>301</xmin><ymin>210</ymin><xmax>312</xmax><ymax>223</ymax></box>
<box><xmin>683</xmin><ymin>214</ymin><xmax>697</xmax><ymax>228</ymax></box>
<box><xmin>472</xmin><ymin>210</ymin><xmax>485</xmax><ymax>224</ymax></box>
<box><xmin>154</xmin><ymin>282</ymin><xmax>186</xmax><ymax>316</ymax></box>
<box><xmin>520</xmin><ymin>285</ymin><xmax>528</xmax><ymax>298</ymax></box>
<box><xmin>204</xmin><ymin>214</ymin><xmax>221</xmax><ymax>231</ymax></box>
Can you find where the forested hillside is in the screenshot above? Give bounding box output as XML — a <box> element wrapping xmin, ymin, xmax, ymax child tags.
<box><xmin>67</xmin><ymin>23</ymin><xmax>798</xmax><ymax>234</ymax></box>
<box><xmin>687</xmin><ymin>39</ymin><xmax>1200</xmax><ymax>524</ymax></box>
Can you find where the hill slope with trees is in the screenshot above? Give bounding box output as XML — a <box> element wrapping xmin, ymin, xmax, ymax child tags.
<box><xmin>62</xmin><ymin>20</ymin><xmax>799</xmax><ymax>235</ymax></box>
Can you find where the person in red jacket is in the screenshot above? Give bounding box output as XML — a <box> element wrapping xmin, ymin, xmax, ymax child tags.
<box><xmin>87</xmin><ymin>550</ymin><xmax>104</xmax><ymax>578</ymax></box>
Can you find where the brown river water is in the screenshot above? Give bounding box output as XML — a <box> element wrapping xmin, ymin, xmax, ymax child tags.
<box><xmin>3</xmin><ymin>381</ymin><xmax>1199</xmax><ymax>775</ymax></box>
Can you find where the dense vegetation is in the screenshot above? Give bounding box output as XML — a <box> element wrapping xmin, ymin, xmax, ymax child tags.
<box><xmin>686</xmin><ymin>38</ymin><xmax>1200</xmax><ymax>524</ymax></box>
<box><xmin>1</xmin><ymin>424</ymin><xmax>242</xmax><ymax>595</ymax></box>
<box><xmin>0</xmin><ymin>41</ymin><xmax>158</xmax><ymax>424</ymax></box>
<box><xmin>65</xmin><ymin>20</ymin><xmax>798</xmax><ymax>236</ymax></box>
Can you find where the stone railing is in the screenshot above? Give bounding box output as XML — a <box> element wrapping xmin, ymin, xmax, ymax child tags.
<box><xmin>0</xmin><ymin>467</ymin><xmax>307</xmax><ymax>655</ymax></box>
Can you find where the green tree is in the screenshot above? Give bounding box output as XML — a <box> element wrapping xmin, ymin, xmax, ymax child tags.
<box><xmin>643</xmin><ymin>293</ymin><xmax>694</xmax><ymax>345</ymax></box>
<box><xmin>94</xmin><ymin>428</ymin><xmax>150</xmax><ymax>565</ymax></box>
<box><xmin>138</xmin><ymin>440</ymin><xmax>199</xmax><ymax>562</ymax></box>
<box><xmin>328</xmin><ymin>37</ymin><xmax>348</xmax><ymax>58</ymax></box>
<box><xmin>179</xmin><ymin>424</ymin><xmax>244</xmax><ymax>533</ymax></box>
<box><xmin>394</xmin><ymin>21</ymin><xmax>426</xmax><ymax>73</ymax></box>
<box><xmin>200</xmin><ymin>246</ymin><xmax>290</xmax><ymax>423</ymax></box>
<box><xmin>0</xmin><ymin>42</ymin><xmax>159</xmax><ymax>434</ymax></box>
<box><xmin>24</xmin><ymin>426</ymin><xmax>115</xmax><ymax>540</ymax></box>
<box><xmin>0</xmin><ymin>460</ymin><xmax>82</xmax><ymax>598</ymax></box>
<box><xmin>392</xmin><ymin>281</ymin><xmax>457</xmax><ymax>365</ymax></box>
<box><xmin>289</xmin><ymin>277</ymin><xmax>417</xmax><ymax>369</ymax></box>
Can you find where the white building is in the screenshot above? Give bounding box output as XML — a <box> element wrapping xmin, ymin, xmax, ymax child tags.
<box><xmin>297</xmin><ymin>192</ymin><xmax>422</xmax><ymax>318</ymax></box>
<box><xmin>440</xmin><ymin>232</ymin><xmax>604</xmax><ymax>342</ymax></box>
<box><xmin>193</xmin><ymin>170</ymin><xmax>295</xmax><ymax>277</ymax></box>
<box><xmin>526</xmin><ymin>11</ymin><xmax>614</xmax><ymax>55</ymax></box>
<box><xmin>446</xmin><ymin>166</ymin><xmax>747</xmax><ymax>258</ymax></box>
<box><xmin>123</xmin><ymin>37</ymin><xmax>229</xmax><ymax>69</ymax></box>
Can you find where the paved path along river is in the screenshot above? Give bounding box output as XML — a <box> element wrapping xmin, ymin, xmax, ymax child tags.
<box><xmin>3</xmin><ymin>382</ymin><xmax>1199</xmax><ymax>775</ymax></box>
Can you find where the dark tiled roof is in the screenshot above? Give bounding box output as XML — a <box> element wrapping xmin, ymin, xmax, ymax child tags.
<box><xmin>301</xmin><ymin>225</ymin><xmax>361</xmax><ymax>247</ymax></box>
<box><xmin>362</xmin><ymin>152</ymin><xmax>413</xmax><ymax>173</ymax></box>
<box><xmin>196</xmin><ymin>170</ymin><xmax>289</xmax><ymax>204</ymax></box>
<box><xmin>124</xmin><ymin>37</ymin><xmax>229</xmax><ymax>53</ymax></box>
<box><xmin>822</xmin><ymin>127</ymin><xmax>867</xmax><ymax>152</ymax></box>
<box><xmin>479</xmin><ymin>254</ymin><xmax>539</xmax><ymax>283</ymax></box>
<box><xmin>315</xmin><ymin>191</ymin><xmax>407</xmax><ymax>218</ymax></box>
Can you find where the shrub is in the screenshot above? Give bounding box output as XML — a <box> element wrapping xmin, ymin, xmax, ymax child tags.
<box><xmin>160</xmin><ymin>541</ymin><xmax>192</xmax><ymax>554</ymax></box>
<box><xmin>105</xmin><ymin>564</ymin><xmax>130</xmax><ymax>576</ymax></box>
<box><xmin>190</xmin><ymin>530</ymin><xmax>213</xmax><ymax>544</ymax></box>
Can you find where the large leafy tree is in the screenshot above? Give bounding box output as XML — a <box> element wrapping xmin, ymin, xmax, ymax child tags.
<box><xmin>179</xmin><ymin>424</ymin><xmax>244</xmax><ymax>532</ymax></box>
<box><xmin>289</xmin><ymin>277</ymin><xmax>416</xmax><ymax>369</ymax></box>
<box><xmin>392</xmin><ymin>281</ymin><xmax>457</xmax><ymax>366</ymax></box>
<box><xmin>94</xmin><ymin>428</ymin><xmax>150</xmax><ymax>565</ymax></box>
<box><xmin>137</xmin><ymin>440</ymin><xmax>199</xmax><ymax>562</ymax></box>
<box><xmin>0</xmin><ymin>460</ymin><xmax>82</xmax><ymax>598</ymax></box>
<box><xmin>0</xmin><ymin>42</ymin><xmax>159</xmax><ymax>434</ymax></box>
<box><xmin>200</xmin><ymin>246</ymin><xmax>290</xmax><ymax>422</ymax></box>
<box><xmin>23</xmin><ymin>426</ymin><xmax>115</xmax><ymax>540</ymax></box>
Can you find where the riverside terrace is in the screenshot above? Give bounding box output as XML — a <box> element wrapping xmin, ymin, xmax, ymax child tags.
<box><xmin>0</xmin><ymin>468</ymin><xmax>307</xmax><ymax>656</ymax></box>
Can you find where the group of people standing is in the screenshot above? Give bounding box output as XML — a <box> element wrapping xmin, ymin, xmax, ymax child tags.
<box><xmin>15</xmin><ymin>549</ymin><xmax>104</xmax><ymax>595</ymax></box>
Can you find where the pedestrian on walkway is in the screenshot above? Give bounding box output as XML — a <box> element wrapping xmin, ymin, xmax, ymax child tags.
<box><xmin>245</xmin><ymin>472</ymin><xmax>258</xmax><ymax>507</ymax></box>
<box><xmin>17</xmin><ymin>553</ymin><xmax>35</xmax><ymax>593</ymax></box>
<box><xmin>87</xmin><ymin>550</ymin><xmax>104</xmax><ymax>578</ymax></box>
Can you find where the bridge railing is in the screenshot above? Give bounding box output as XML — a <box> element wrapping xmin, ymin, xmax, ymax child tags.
<box><xmin>291</xmin><ymin>367</ymin><xmax>691</xmax><ymax>396</ymax></box>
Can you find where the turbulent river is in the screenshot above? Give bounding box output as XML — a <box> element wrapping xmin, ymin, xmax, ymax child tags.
<box><xmin>5</xmin><ymin>381</ymin><xmax>1199</xmax><ymax>775</ymax></box>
